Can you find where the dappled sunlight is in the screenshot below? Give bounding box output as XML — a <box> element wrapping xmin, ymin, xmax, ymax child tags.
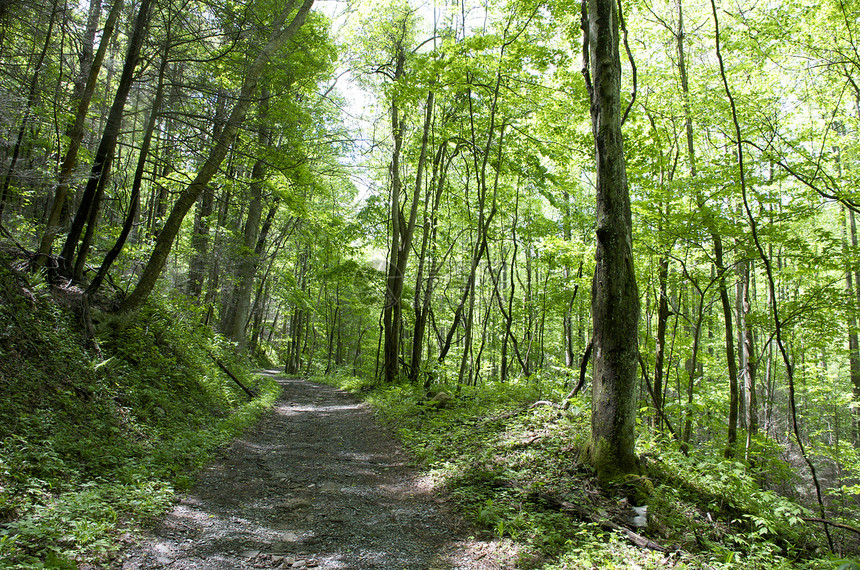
<box><xmin>118</xmin><ymin>377</ymin><xmax>509</xmax><ymax>569</ymax></box>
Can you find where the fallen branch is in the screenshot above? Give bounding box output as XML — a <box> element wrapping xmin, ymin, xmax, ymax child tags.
<box><xmin>530</xmin><ymin>400</ymin><xmax>562</xmax><ymax>409</ymax></box>
<box><xmin>557</xmin><ymin>499</ymin><xmax>668</xmax><ymax>553</ymax></box>
<box><xmin>210</xmin><ymin>354</ymin><xmax>256</xmax><ymax>399</ymax></box>
<box><xmin>802</xmin><ymin>517</ymin><xmax>860</xmax><ymax>536</ymax></box>
<box><xmin>606</xmin><ymin>520</ymin><xmax>668</xmax><ymax>553</ymax></box>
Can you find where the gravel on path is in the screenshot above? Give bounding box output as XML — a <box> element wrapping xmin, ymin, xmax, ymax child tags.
<box><xmin>116</xmin><ymin>373</ymin><xmax>514</xmax><ymax>569</ymax></box>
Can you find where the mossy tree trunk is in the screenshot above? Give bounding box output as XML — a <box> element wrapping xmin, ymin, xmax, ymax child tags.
<box><xmin>582</xmin><ymin>0</ymin><xmax>640</xmax><ymax>483</ymax></box>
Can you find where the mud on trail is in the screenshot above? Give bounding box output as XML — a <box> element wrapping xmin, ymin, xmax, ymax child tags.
<box><xmin>117</xmin><ymin>374</ymin><xmax>513</xmax><ymax>570</ymax></box>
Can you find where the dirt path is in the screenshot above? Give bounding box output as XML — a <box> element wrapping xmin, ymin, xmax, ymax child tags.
<box><xmin>116</xmin><ymin>373</ymin><xmax>513</xmax><ymax>569</ymax></box>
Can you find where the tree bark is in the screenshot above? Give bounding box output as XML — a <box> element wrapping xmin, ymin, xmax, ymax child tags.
<box><xmin>582</xmin><ymin>0</ymin><xmax>640</xmax><ymax>482</ymax></box>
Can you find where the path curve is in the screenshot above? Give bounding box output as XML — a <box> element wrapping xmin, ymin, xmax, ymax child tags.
<box><xmin>116</xmin><ymin>373</ymin><xmax>512</xmax><ymax>569</ymax></box>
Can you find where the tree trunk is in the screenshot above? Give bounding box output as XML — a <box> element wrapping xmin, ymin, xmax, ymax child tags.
<box><xmin>86</xmin><ymin>42</ymin><xmax>170</xmax><ymax>295</ymax></box>
<box><xmin>582</xmin><ymin>0</ymin><xmax>640</xmax><ymax>482</ymax></box>
<box><xmin>737</xmin><ymin>258</ymin><xmax>758</xmax><ymax>458</ymax></box>
<box><xmin>58</xmin><ymin>0</ymin><xmax>153</xmax><ymax>276</ymax></box>
<box><xmin>38</xmin><ymin>0</ymin><xmax>123</xmax><ymax>261</ymax></box>
<box><xmin>187</xmin><ymin>90</ymin><xmax>228</xmax><ymax>297</ymax></box>
<box><xmin>409</xmin><ymin>140</ymin><xmax>451</xmax><ymax>383</ymax></box>
<box><xmin>848</xmin><ymin>208</ymin><xmax>860</xmax><ymax>443</ymax></box>
<box><xmin>221</xmin><ymin>91</ymin><xmax>271</xmax><ymax>346</ymax></box>
<box><xmin>382</xmin><ymin>84</ymin><xmax>434</xmax><ymax>383</ymax></box>
<box><xmin>714</xmin><ymin>234</ymin><xmax>740</xmax><ymax>457</ymax></box>
<box><xmin>120</xmin><ymin>0</ymin><xmax>315</xmax><ymax>313</ymax></box>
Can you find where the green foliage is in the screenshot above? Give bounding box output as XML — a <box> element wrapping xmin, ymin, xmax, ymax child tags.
<box><xmin>0</xmin><ymin>261</ymin><xmax>278</xmax><ymax>568</ymax></box>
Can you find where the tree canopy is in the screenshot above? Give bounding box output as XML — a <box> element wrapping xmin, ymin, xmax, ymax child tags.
<box><xmin>2</xmin><ymin>0</ymin><xmax>860</xmax><ymax>564</ymax></box>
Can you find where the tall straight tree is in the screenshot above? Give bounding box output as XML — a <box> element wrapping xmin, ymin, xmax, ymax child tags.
<box><xmin>120</xmin><ymin>0</ymin><xmax>315</xmax><ymax>313</ymax></box>
<box><xmin>582</xmin><ymin>0</ymin><xmax>640</xmax><ymax>482</ymax></box>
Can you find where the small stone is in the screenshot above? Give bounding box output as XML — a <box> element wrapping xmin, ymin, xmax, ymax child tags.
<box><xmin>306</xmin><ymin>559</ymin><xmax>318</xmax><ymax>567</ymax></box>
<box><xmin>155</xmin><ymin>556</ymin><xmax>172</xmax><ymax>565</ymax></box>
<box><xmin>240</xmin><ymin>549</ymin><xmax>261</xmax><ymax>559</ymax></box>
<box><xmin>292</xmin><ymin>560</ymin><xmax>307</xmax><ymax>568</ymax></box>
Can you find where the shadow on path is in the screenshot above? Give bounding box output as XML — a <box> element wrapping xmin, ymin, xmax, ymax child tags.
<box><xmin>116</xmin><ymin>373</ymin><xmax>512</xmax><ymax>569</ymax></box>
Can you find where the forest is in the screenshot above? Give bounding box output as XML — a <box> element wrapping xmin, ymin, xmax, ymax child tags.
<box><xmin>1</xmin><ymin>0</ymin><xmax>860</xmax><ymax>566</ymax></box>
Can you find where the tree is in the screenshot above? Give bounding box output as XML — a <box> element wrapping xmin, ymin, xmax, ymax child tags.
<box><xmin>120</xmin><ymin>0</ymin><xmax>316</xmax><ymax>313</ymax></box>
<box><xmin>57</xmin><ymin>0</ymin><xmax>154</xmax><ymax>279</ymax></box>
<box><xmin>582</xmin><ymin>0</ymin><xmax>640</xmax><ymax>482</ymax></box>
<box><xmin>37</xmin><ymin>0</ymin><xmax>123</xmax><ymax>262</ymax></box>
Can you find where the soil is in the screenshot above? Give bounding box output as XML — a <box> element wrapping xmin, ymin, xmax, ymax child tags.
<box><xmin>115</xmin><ymin>373</ymin><xmax>515</xmax><ymax>569</ymax></box>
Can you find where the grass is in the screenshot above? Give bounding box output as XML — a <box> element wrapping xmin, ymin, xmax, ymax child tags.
<box><xmin>0</xmin><ymin>258</ymin><xmax>279</xmax><ymax>568</ymax></box>
<box><xmin>317</xmin><ymin>372</ymin><xmax>860</xmax><ymax>569</ymax></box>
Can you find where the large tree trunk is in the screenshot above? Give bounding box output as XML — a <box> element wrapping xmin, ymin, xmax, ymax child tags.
<box><xmin>120</xmin><ymin>0</ymin><xmax>315</xmax><ymax>313</ymax></box>
<box><xmin>221</xmin><ymin>91</ymin><xmax>271</xmax><ymax>346</ymax></box>
<box><xmin>583</xmin><ymin>0</ymin><xmax>640</xmax><ymax>483</ymax></box>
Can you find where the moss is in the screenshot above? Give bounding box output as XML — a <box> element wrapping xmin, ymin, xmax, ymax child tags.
<box><xmin>586</xmin><ymin>436</ymin><xmax>640</xmax><ymax>486</ymax></box>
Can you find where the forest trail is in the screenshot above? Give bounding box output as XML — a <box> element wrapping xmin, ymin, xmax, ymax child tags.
<box><xmin>116</xmin><ymin>373</ymin><xmax>513</xmax><ymax>569</ymax></box>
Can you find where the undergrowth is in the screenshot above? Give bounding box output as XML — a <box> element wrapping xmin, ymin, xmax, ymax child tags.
<box><xmin>319</xmin><ymin>372</ymin><xmax>859</xmax><ymax>569</ymax></box>
<box><xmin>0</xmin><ymin>259</ymin><xmax>279</xmax><ymax>568</ymax></box>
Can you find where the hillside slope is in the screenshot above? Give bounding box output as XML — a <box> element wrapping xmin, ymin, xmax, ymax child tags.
<box><xmin>0</xmin><ymin>254</ymin><xmax>278</xmax><ymax>568</ymax></box>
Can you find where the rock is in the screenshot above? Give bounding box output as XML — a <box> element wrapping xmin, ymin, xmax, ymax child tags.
<box><xmin>629</xmin><ymin>505</ymin><xmax>648</xmax><ymax>528</ymax></box>
<box><xmin>429</xmin><ymin>391</ymin><xmax>454</xmax><ymax>408</ymax></box>
<box><xmin>240</xmin><ymin>549</ymin><xmax>261</xmax><ymax>559</ymax></box>
<box><xmin>155</xmin><ymin>556</ymin><xmax>172</xmax><ymax>565</ymax></box>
